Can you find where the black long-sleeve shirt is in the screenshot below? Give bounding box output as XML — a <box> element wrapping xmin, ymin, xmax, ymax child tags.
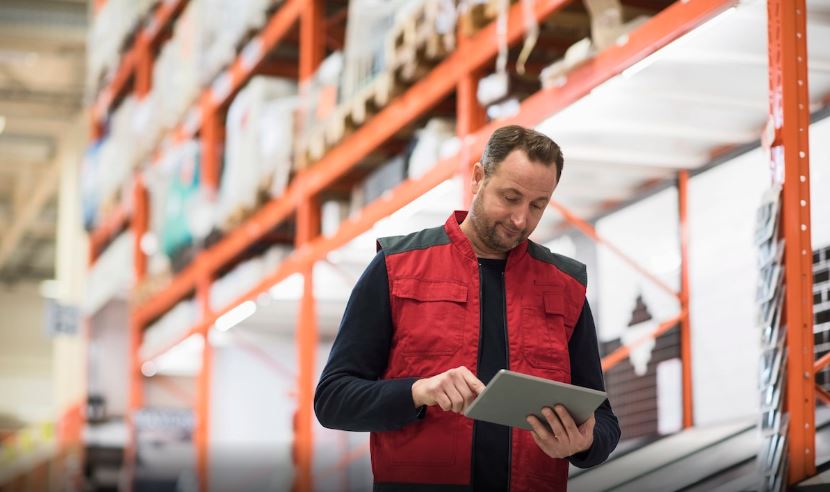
<box><xmin>315</xmin><ymin>250</ymin><xmax>620</xmax><ymax>487</ymax></box>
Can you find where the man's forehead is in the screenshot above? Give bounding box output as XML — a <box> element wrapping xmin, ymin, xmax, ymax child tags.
<box><xmin>490</xmin><ymin>163</ymin><xmax>557</xmax><ymax>199</ymax></box>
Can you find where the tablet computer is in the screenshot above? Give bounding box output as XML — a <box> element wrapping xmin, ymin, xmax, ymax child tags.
<box><xmin>463</xmin><ymin>369</ymin><xmax>607</xmax><ymax>430</ymax></box>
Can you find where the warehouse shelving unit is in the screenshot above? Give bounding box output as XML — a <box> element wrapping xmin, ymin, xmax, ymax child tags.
<box><xmin>85</xmin><ymin>0</ymin><xmax>817</xmax><ymax>490</ymax></box>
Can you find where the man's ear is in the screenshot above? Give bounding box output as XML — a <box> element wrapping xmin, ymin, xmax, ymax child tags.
<box><xmin>471</xmin><ymin>162</ymin><xmax>485</xmax><ymax>195</ymax></box>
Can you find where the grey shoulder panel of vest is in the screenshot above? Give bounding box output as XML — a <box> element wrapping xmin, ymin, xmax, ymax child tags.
<box><xmin>377</xmin><ymin>226</ymin><xmax>451</xmax><ymax>256</ymax></box>
<box><xmin>527</xmin><ymin>241</ymin><xmax>587</xmax><ymax>287</ymax></box>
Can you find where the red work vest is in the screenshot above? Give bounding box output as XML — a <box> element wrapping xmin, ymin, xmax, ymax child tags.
<box><xmin>371</xmin><ymin>211</ymin><xmax>588</xmax><ymax>491</ymax></box>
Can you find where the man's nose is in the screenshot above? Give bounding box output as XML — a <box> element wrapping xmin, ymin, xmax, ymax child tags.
<box><xmin>510</xmin><ymin>211</ymin><xmax>526</xmax><ymax>230</ymax></box>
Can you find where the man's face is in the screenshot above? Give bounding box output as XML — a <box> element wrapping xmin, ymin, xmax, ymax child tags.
<box><xmin>468</xmin><ymin>149</ymin><xmax>559</xmax><ymax>254</ymax></box>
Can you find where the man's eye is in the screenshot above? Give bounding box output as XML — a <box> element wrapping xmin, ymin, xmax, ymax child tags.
<box><xmin>505</xmin><ymin>196</ymin><xmax>518</xmax><ymax>202</ymax></box>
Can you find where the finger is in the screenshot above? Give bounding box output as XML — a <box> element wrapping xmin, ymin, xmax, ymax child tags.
<box><xmin>554</xmin><ymin>405</ymin><xmax>580</xmax><ymax>440</ymax></box>
<box><xmin>436</xmin><ymin>392</ymin><xmax>452</xmax><ymax>411</ymax></box>
<box><xmin>579</xmin><ymin>416</ymin><xmax>596</xmax><ymax>437</ymax></box>
<box><xmin>444</xmin><ymin>382</ymin><xmax>465</xmax><ymax>413</ymax></box>
<box><xmin>526</xmin><ymin>415</ymin><xmax>553</xmax><ymax>441</ymax></box>
<box><xmin>452</xmin><ymin>378</ymin><xmax>477</xmax><ymax>410</ymax></box>
<box><xmin>459</xmin><ymin>367</ymin><xmax>486</xmax><ymax>395</ymax></box>
<box><xmin>542</xmin><ymin>407</ymin><xmax>567</xmax><ymax>443</ymax></box>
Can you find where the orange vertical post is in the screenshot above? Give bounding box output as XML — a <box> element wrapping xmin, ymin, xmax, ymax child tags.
<box><xmin>294</xmin><ymin>2</ymin><xmax>325</xmax><ymax>491</ymax></box>
<box><xmin>195</xmin><ymin>271</ymin><xmax>214</xmax><ymax>492</ymax></box>
<box><xmin>456</xmin><ymin>31</ymin><xmax>487</xmax><ymax>209</ymax></box>
<box><xmin>299</xmin><ymin>0</ymin><xmax>325</xmax><ymax>82</ymax></box>
<box><xmin>677</xmin><ymin>170</ymin><xmax>693</xmax><ymax>429</ymax></box>
<box><xmin>132</xmin><ymin>177</ymin><xmax>149</xmax><ymax>283</ymax></box>
<box><xmin>294</xmin><ymin>197</ymin><xmax>321</xmax><ymax>492</ymax></box>
<box><xmin>200</xmin><ymin>110</ymin><xmax>224</xmax><ymax>198</ymax></box>
<box><xmin>125</xmin><ymin>315</ymin><xmax>144</xmax><ymax>492</ymax></box>
<box><xmin>767</xmin><ymin>0</ymin><xmax>815</xmax><ymax>484</ymax></box>
<box><xmin>135</xmin><ymin>45</ymin><xmax>153</xmax><ymax>98</ymax></box>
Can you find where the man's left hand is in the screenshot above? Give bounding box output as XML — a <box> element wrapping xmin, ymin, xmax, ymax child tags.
<box><xmin>525</xmin><ymin>405</ymin><xmax>595</xmax><ymax>459</ymax></box>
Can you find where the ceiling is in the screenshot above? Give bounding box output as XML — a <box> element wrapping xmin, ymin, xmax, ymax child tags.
<box><xmin>0</xmin><ymin>0</ymin><xmax>87</xmax><ymax>283</ymax></box>
<box><xmin>536</xmin><ymin>0</ymin><xmax>830</xmax><ymax>225</ymax></box>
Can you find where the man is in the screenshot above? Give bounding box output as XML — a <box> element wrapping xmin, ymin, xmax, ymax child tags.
<box><xmin>315</xmin><ymin>125</ymin><xmax>620</xmax><ymax>491</ymax></box>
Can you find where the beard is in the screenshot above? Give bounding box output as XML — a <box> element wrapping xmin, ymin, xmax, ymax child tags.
<box><xmin>469</xmin><ymin>195</ymin><xmax>528</xmax><ymax>254</ymax></box>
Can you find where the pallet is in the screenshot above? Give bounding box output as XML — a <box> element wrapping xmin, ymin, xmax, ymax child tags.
<box><xmin>294</xmin><ymin>0</ymin><xmax>462</xmax><ymax>171</ymax></box>
<box><xmin>458</xmin><ymin>0</ymin><xmax>519</xmax><ymax>37</ymax></box>
<box><xmin>296</xmin><ymin>71</ymin><xmax>404</xmax><ymax>170</ymax></box>
<box><xmin>386</xmin><ymin>0</ymin><xmax>456</xmax><ymax>83</ymax></box>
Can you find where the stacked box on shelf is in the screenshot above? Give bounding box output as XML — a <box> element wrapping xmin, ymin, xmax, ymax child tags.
<box><xmin>85</xmin><ymin>232</ymin><xmax>135</xmax><ymax>316</ymax></box>
<box><xmin>385</xmin><ymin>0</ymin><xmax>458</xmax><ymax>84</ymax></box>
<box><xmin>153</xmin><ymin>3</ymin><xmax>204</xmax><ymax>132</ymax></box>
<box><xmin>97</xmin><ymin>97</ymin><xmax>142</xmax><ymax>219</ymax></box>
<box><xmin>198</xmin><ymin>0</ymin><xmax>281</xmax><ymax>86</ymax></box>
<box><xmin>348</xmin><ymin>117</ymin><xmax>457</xmax><ymax>217</ymax></box>
<box><xmin>298</xmin><ymin>0</ymin><xmax>411</xmax><ymax>168</ymax></box>
<box><xmin>81</xmin><ymin>143</ymin><xmax>103</xmax><ymax>231</ymax></box>
<box><xmin>209</xmin><ymin>245</ymin><xmax>292</xmax><ymax>310</ymax></box>
<box><xmin>151</xmin><ymin>141</ymin><xmax>211</xmax><ymax>271</ymax></box>
<box><xmin>298</xmin><ymin>0</ymin><xmax>459</xmax><ymax>167</ymax></box>
<box><xmin>539</xmin><ymin>0</ymin><xmax>651</xmax><ymax>88</ymax></box>
<box><xmin>406</xmin><ymin>117</ymin><xmax>457</xmax><ymax>179</ymax></box>
<box><xmin>220</xmin><ymin>77</ymin><xmax>297</xmax><ymax>231</ymax></box>
<box><xmin>296</xmin><ymin>52</ymin><xmax>343</xmax><ymax>169</ymax></box>
<box><xmin>340</xmin><ymin>0</ymin><xmax>410</xmax><ymax>104</ymax></box>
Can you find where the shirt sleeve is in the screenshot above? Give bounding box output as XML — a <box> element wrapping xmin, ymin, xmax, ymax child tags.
<box><xmin>567</xmin><ymin>299</ymin><xmax>622</xmax><ymax>468</ymax></box>
<box><xmin>314</xmin><ymin>251</ymin><xmax>425</xmax><ymax>432</ymax></box>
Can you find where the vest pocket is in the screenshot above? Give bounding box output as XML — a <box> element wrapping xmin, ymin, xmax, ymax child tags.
<box><xmin>392</xmin><ymin>278</ymin><xmax>468</xmax><ymax>355</ymax></box>
<box><xmin>384</xmin><ymin>408</ymin><xmax>459</xmax><ymax>466</ymax></box>
<box><xmin>521</xmin><ymin>291</ymin><xmax>569</xmax><ymax>371</ymax></box>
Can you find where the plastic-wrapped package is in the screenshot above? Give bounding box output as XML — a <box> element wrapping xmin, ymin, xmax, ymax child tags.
<box><xmin>153</xmin><ymin>3</ymin><xmax>202</xmax><ymax>132</ymax></box>
<box><xmin>85</xmin><ymin>232</ymin><xmax>135</xmax><ymax>315</ymax></box>
<box><xmin>87</xmin><ymin>0</ymin><xmax>156</xmax><ymax>94</ymax></box>
<box><xmin>97</xmin><ymin>98</ymin><xmax>141</xmax><ymax>208</ymax></box>
<box><xmin>321</xmin><ymin>200</ymin><xmax>351</xmax><ymax>237</ymax></box>
<box><xmin>341</xmin><ymin>0</ymin><xmax>409</xmax><ymax>103</ymax></box>
<box><xmin>362</xmin><ymin>155</ymin><xmax>408</xmax><ymax>204</ymax></box>
<box><xmin>407</xmin><ymin>118</ymin><xmax>456</xmax><ymax>179</ymax></box>
<box><xmin>219</xmin><ymin>77</ymin><xmax>297</xmax><ymax>231</ymax></box>
<box><xmin>81</xmin><ymin>143</ymin><xmax>103</xmax><ymax>231</ymax></box>
<box><xmin>159</xmin><ymin>141</ymin><xmax>202</xmax><ymax>259</ymax></box>
<box><xmin>299</xmin><ymin>52</ymin><xmax>343</xmax><ymax>138</ymax></box>
<box><xmin>198</xmin><ymin>0</ymin><xmax>277</xmax><ymax>85</ymax></box>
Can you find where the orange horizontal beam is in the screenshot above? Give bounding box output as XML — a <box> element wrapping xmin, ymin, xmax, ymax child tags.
<box><xmin>549</xmin><ymin>200</ymin><xmax>680</xmax><ymax>299</ymax></box>
<box><xmin>139</xmin><ymin>326</ymin><xmax>200</xmax><ymax>364</ymax></box>
<box><xmin>134</xmin><ymin>0</ymin><xmax>560</xmax><ymax>326</ymax></box>
<box><xmin>297</xmin><ymin>0</ymin><xmax>570</xmax><ymax>199</ymax></box>
<box><xmin>91</xmin><ymin>0</ymin><xmax>189</xmax><ymax>126</ymax></box>
<box><xmin>88</xmin><ymin>203</ymin><xmax>130</xmax><ymax>264</ymax></box>
<box><xmin>601</xmin><ymin>312</ymin><xmax>685</xmax><ymax>372</ymax></box>
<box><xmin>816</xmin><ymin>384</ymin><xmax>830</xmax><ymax>407</ymax></box>
<box><xmin>203</xmin><ymin>0</ymin><xmax>303</xmax><ymax>112</ymax></box>
<box><xmin>133</xmin><ymin>0</ymin><xmax>737</xmax><ymax>329</ymax></box>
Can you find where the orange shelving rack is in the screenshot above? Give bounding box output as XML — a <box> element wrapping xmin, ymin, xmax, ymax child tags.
<box><xmin>85</xmin><ymin>0</ymin><xmax>816</xmax><ymax>490</ymax></box>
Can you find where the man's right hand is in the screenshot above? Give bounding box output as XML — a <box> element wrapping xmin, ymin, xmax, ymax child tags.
<box><xmin>411</xmin><ymin>366</ymin><xmax>485</xmax><ymax>413</ymax></box>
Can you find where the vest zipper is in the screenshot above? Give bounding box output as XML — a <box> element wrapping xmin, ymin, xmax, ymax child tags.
<box><xmin>502</xmin><ymin>270</ymin><xmax>512</xmax><ymax>491</ymax></box>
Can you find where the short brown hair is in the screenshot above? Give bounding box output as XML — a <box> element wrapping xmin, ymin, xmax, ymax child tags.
<box><xmin>480</xmin><ymin>125</ymin><xmax>564</xmax><ymax>182</ymax></box>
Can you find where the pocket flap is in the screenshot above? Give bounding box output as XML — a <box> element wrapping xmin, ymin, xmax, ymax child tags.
<box><xmin>543</xmin><ymin>292</ymin><xmax>566</xmax><ymax>315</ymax></box>
<box><xmin>393</xmin><ymin>278</ymin><xmax>468</xmax><ymax>303</ymax></box>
